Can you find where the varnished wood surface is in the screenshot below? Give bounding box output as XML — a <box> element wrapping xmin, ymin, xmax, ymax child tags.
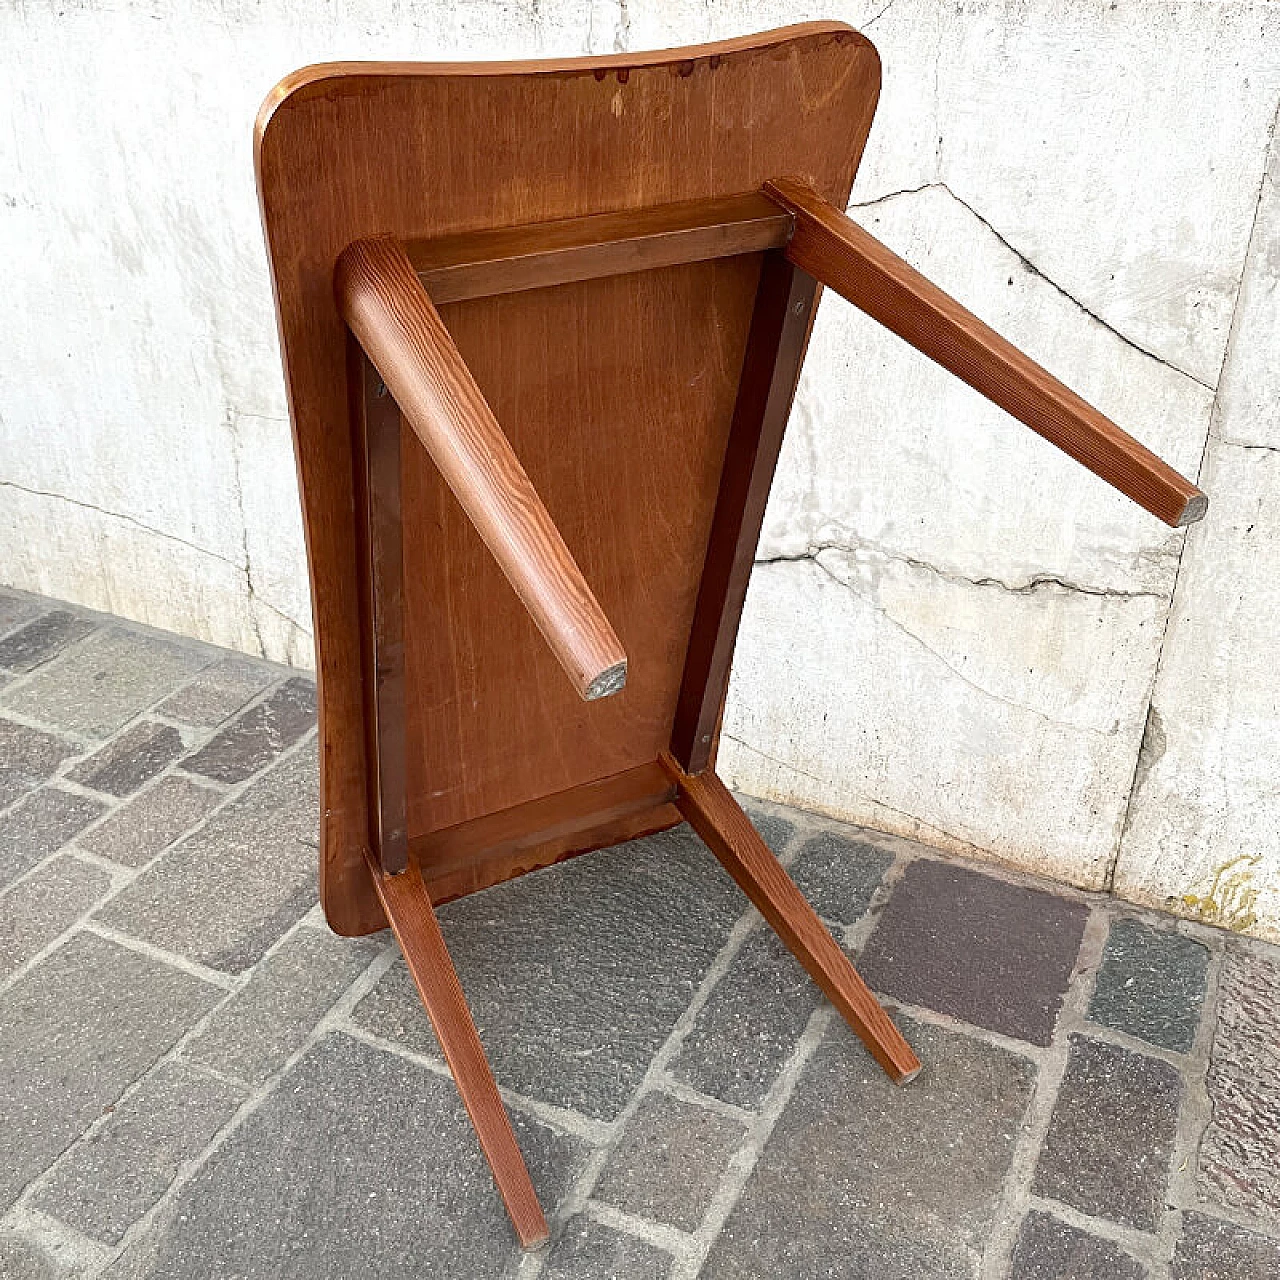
<box><xmin>764</xmin><ymin>177</ymin><xmax>1207</xmax><ymax>529</ymax></box>
<box><xmin>337</xmin><ymin>235</ymin><xmax>628</xmax><ymax>702</ymax></box>
<box><xmin>353</xmin><ymin>347</ymin><xmax>409</xmax><ymax>873</ymax></box>
<box><xmin>410</xmin><ymin>193</ymin><xmax>792</xmax><ymax>304</ymax></box>
<box><xmin>366</xmin><ymin>852</ymin><xmax>549</xmax><ymax>1246</ymax></box>
<box><xmin>661</xmin><ymin>753</ymin><xmax>921</xmax><ymax>1084</ymax></box>
<box><xmin>671</xmin><ymin>252</ymin><xmax>819</xmax><ymax>772</ymax></box>
<box><xmin>256</xmin><ymin>24</ymin><xmax>880</xmax><ymax>933</ymax></box>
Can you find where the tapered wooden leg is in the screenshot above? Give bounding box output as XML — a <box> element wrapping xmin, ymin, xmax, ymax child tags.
<box><xmin>659</xmin><ymin>753</ymin><xmax>921</xmax><ymax>1084</ymax></box>
<box><xmin>365</xmin><ymin>852</ymin><xmax>550</xmax><ymax>1247</ymax></box>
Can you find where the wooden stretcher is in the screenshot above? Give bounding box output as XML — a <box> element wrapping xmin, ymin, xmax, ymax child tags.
<box><xmin>255</xmin><ymin>22</ymin><xmax>1206</xmax><ymax>1245</ymax></box>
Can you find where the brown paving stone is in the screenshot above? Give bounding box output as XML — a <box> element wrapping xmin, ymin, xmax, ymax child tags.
<box><xmin>0</xmin><ymin>611</ymin><xmax>96</xmax><ymax>673</ymax></box>
<box><xmin>0</xmin><ymin>787</ymin><xmax>107</xmax><ymax>888</ymax></box>
<box><xmin>0</xmin><ymin>716</ymin><xmax>77</xmax><ymax>810</ymax></box>
<box><xmin>1009</xmin><ymin>1210</ymin><xmax>1148</xmax><ymax>1279</ymax></box>
<box><xmin>157</xmin><ymin>657</ymin><xmax>276</xmax><ymax>728</ymax></box>
<box><xmin>180</xmin><ymin>677</ymin><xmax>315</xmax><ymax>783</ymax></box>
<box><xmin>1170</xmin><ymin>1211</ymin><xmax>1280</xmax><ymax>1279</ymax></box>
<box><xmin>68</xmin><ymin>721</ymin><xmax>184</xmax><ymax>797</ymax></box>
<box><xmin>0</xmin><ymin>855</ymin><xmax>113</xmax><ymax>979</ymax></box>
<box><xmin>78</xmin><ymin>776</ymin><xmax>222</xmax><ymax>868</ymax></box>
<box><xmin>700</xmin><ymin>1016</ymin><xmax>1036</xmax><ymax>1280</ymax></box>
<box><xmin>1033</xmin><ymin>1035</ymin><xmax>1182</xmax><ymax>1230</ymax></box>
<box><xmin>858</xmin><ymin>858</ymin><xmax>1088</xmax><ymax>1045</ymax></box>
<box><xmin>1198</xmin><ymin>945</ymin><xmax>1280</xmax><ymax>1223</ymax></box>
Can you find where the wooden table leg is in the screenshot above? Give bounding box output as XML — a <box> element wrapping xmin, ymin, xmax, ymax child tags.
<box><xmin>659</xmin><ymin>753</ymin><xmax>921</xmax><ymax>1084</ymax></box>
<box><xmin>365</xmin><ymin>852</ymin><xmax>550</xmax><ymax>1247</ymax></box>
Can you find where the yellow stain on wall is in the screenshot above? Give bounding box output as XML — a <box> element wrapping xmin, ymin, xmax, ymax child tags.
<box><xmin>1181</xmin><ymin>854</ymin><xmax>1261</xmax><ymax>933</ymax></box>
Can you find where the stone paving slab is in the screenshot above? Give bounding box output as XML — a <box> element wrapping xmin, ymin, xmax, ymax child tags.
<box><xmin>0</xmin><ymin>589</ymin><xmax>44</xmax><ymax>638</ymax></box>
<box><xmin>0</xmin><ymin>717</ymin><xmax>76</xmax><ymax>809</ymax></box>
<box><xmin>0</xmin><ymin>931</ymin><xmax>221</xmax><ymax>1212</ymax></box>
<box><xmin>0</xmin><ymin>611</ymin><xmax>97</xmax><ymax>674</ymax></box>
<box><xmin>78</xmin><ymin>776</ymin><xmax>223</xmax><ymax>869</ymax></box>
<box><xmin>156</xmin><ymin>657</ymin><xmax>276</xmax><ymax>728</ymax></box>
<box><xmin>1033</xmin><ymin>1035</ymin><xmax>1182</xmax><ymax>1230</ymax></box>
<box><xmin>593</xmin><ymin>1091</ymin><xmax>746</xmax><ymax>1232</ymax></box>
<box><xmin>68</xmin><ymin>721</ymin><xmax>185</xmax><ymax>799</ymax></box>
<box><xmin>541</xmin><ymin>1216</ymin><xmax>673</xmax><ymax>1280</ymax></box>
<box><xmin>352</xmin><ymin>824</ymin><xmax>743</xmax><ymax>1121</ymax></box>
<box><xmin>0</xmin><ymin>627</ymin><xmax>209</xmax><ymax>739</ymax></box>
<box><xmin>105</xmin><ymin>1032</ymin><xmax>588</xmax><ymax>1280</ymax></box>
<box><xmin>0</xmin><ymin>854</ymin><xmax>112</xmax><ymax>980</ymax></box>
<box><xmin>1087</xmin><ymin>916</ymin><xmax>1209</xmax><ymax>1054</ymax></box>
<box><xmin>184</xmin><ymin>925</ymin><xmax>384</xmax><ymax>1085</ymax></box>
<box><xmin>29</xmin><ymin>1061</ymin><xmax>246</xmax><ymax>1245</ymax></box>
<box><xmin>180</xmin><ymin>677</ymin><xmax>315</xmax><ymax>784</ymax></box>
<box><xmin>785</xmin><ymin>826</ymin><xmax>894</xmax><ymax>926</ymax></box>
<box><xmin>0</xmin><ymin>787</ymin><xmax>107</xmax><ymax>888</ymax></box>
<box><xmin>1170</xmin><ymin>1211</ymin><xmax>1280</xmax><ymax>1279</ymax></box>
<box><xmin>701</xmin><ymin>1017</ymin><xmax>1036</xmax><ymax>1280</ymax></box>
<box><xmin>1198</xmin><ymin>945</ymin><xmax>1280</xmax><ymax>1223</ymax></box>
<box><xmin>93</xmin><ymin>745</ymin><xmax>319</xmax><ymax>973</ymax></box>
<box><xmin>1008</xmin><ymin>1209</ymin><xmax>1148</xmax><ymax>1279</ymax></box>
<box><xmin>858</xmin><ymin>859</ymin><xmax>1089</xmax><ymax>1045</ymax></box>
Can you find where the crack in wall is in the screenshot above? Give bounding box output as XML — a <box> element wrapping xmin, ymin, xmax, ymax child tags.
<box><xmin>754</xmin><ymin>551</ymin><xmax>1117</xmax><ymax>737</ymax></box>
<box><xmin>862</xmin><ymin>0</ymin><xmax>898</xmax><ymax>28</ymax></box>
<box><xmin>848</xmin><ymin>183</ymin><xmax>1215</xmax><ymax>391</ymax></box>
<box><xmin>755</xmin><ymin>536</ymin><xmax>1165</xmax><ymax>602</ymax></box>
<box><xmin>225</xmin><ymin>411</ymin><xmax>267</xmax><ymax>659</ymax></box>
<box><xmin>1109</xmin><ymin>98</ymin><xmax>1280</xmax><ymax>895</ymax></box>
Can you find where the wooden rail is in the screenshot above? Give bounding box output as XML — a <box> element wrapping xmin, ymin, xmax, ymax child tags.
<box><xmin>763</xmin><ymin>177</ymin><xmax>1208</xmax><ymax>529</ymax></box>
<box><xmin>336</xmin><ymin>235</ymin><xmax>628</xmax><ymax>702</ymax></box>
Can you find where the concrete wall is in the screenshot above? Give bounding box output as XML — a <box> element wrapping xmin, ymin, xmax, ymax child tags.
<box><xmin>3</xmin><ymin>1</ymin><xmax>1278</xmax><ymax>940</ymax></box>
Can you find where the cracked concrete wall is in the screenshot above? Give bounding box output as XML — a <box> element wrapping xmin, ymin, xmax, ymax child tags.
<box><xmin>2</xmin><ymin>1</ymin><xmax>1279</xmax><ymax>938</ymax></box>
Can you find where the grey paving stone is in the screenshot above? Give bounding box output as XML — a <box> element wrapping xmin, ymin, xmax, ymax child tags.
<box><xmin>593</xmin><ymin>1091</ymin><xmax>745</xmax><ymax>1231</ymax></box>
<box><xmin>0</xmin><ymin>787</ymin><xmax>107</xmax><ymax>888</ymax></box>
<box><xmin>185</xmin><ymin>925</ymin><xmax>384</xmax><ymax>1085</ymax></box>
<box><xmin>1</xmin><ymin>627</ymin><xmax>208</xmax><ymax>739</ymax></box>
<box><xmin>353</xmin><ymin>823</ymin><xmax>742</xmax><ymax>1121</ymax></box>
<box><xmin>1199</xmin><ymin>945</ymin><xmax>1280</xmax><ymax>1222</ymax></box>
<box><xmin>0</xmin><ymin>610</ymin><xmax>96</xmax><ymax>674</ymax></box>
<box><xmin>541</xmin><ymin>1216</ymin><xmax>671</xmax><ymax>1280</ymax></box>
<box><xmin>1170</xmin><ymin>1211</ymin><xmax>1280</xmax><ymax>1280</ymax></box>
<box><xmin>104</xmin><ymin>1032</ymin><xmax>588</xmax><ymax>1280</ymax></box>
<box><xmin>78</xmin><ymin>776</ymin><xmax>222</xmax><ymax>869</ymax></box>
<box><xmin>0</xmin><ymin>931</ymin><xmax>221</xmax><ymax>1211</ymax></box>
<box><xmin>1009</xmin><ymin>1210</ymin><xmax>1148</xmax><ymax>1279</ymax></box>
<box><xmin>701</xmin><ymin>1016</ymin><xmax>1036</xmax><ymax>1280</ymax></box>
<box><xmin>1033</xmin><ymin>1035</ymin><xmax>1182</xmax><ymax>1230</ymax></box>
<box><xmin>30</xmin><ymin>1060</ymin><xmax>245</xmax><ymax>1245</ymax></box>
<box><xmin>156</xmin><ymin>657</ymin><xmax>276</xmax><ymax>728</ymax></box>
<box><xmin>94</xmin><ymin>745</ymin><xmax>319</xmax><ymax>972</ymax></box>
<box><xmin>0</xmin><ymin>716</ymin><xmax>77</xmax><ymax>809</ymax></box>
<box><xmin>740</xmin><ymin>799</ymin><xmax>794</xmax><ymax>855</ymax></box>
<box><xmin>668</xmin><ymin>925</ymin><xmax>823</xmax><ymax>1109</ymax></box>
<box><xmin>180</xmin><ymin>677</ymin><xmax>315</xmax><ymax>784</ymax></box>
<box><xmin>0</xmin><ymin>1231</ymin><xmax>70</xmax><ymax>1280</ymax></box>
<box><xmin>787</xmin><ymin>826</ymin><xmax>894</xmax><ymax>925</ymax></box>
<box><xmin>68</xmin><ymin>721</ymin><xmax>184</xmax><ymax>798</ymax></box>
<box><xmin>0</xmin><ymin>855</ymin><xmax>113</xmax><ymax>979</ymax></box>
<box><xmin>0</xmin><ymin>589</ymin><xmax>44</xmax><ymax>638</ymax></box>
<box><xmin>858</xmin><ymin>858</ymin><xmax>1088</xmax><ymax>1045</ymax></box>
<box><xmin>1087</xmin><ymin>917</ymin><xmax>1209</xmax><ymax>1053</ymax></box>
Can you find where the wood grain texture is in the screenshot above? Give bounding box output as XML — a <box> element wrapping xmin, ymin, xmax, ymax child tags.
<box><xmin>661</xmin><ymin>752</ymin><xmax>921</xmax><ymax>1084</ymax></box>
<box><xmin>255</xmin><ymin>24</ymin><xmax>880</xmax><ymax>934</ymax></box>
<box><xmin>764</xmin><ymin>177</ymin><xmax>1208</xmax><ymax>529</ymax></box>
<box><xmin>352</xmin><ymin>346</ymin><xmax>408</xmax><ymax>874</ymax></box>
<box><xmin>337</xmin><ymin>235</ymin><xmax>628</xmax><ymax>703</ymax></box>
<box><xmin>366</xmin><ymin>851</ymin><xmax>549</xmax><ymax>1246</ymax></box>
<box><xmin>671</xmin><ymin>251</ymin><xmax>819</xmax><ymax>772</ymax></box>
<box><xmin>410</xmin><ymin>193</ymin><xmax>792</xmax><ymax>304</ymax></box>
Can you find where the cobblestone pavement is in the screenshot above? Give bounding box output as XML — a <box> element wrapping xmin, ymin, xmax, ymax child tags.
<box><xmin>1</xmin><ymin>587</ymin><xmax>1278</xmax><ymax>1280</ymax></box>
